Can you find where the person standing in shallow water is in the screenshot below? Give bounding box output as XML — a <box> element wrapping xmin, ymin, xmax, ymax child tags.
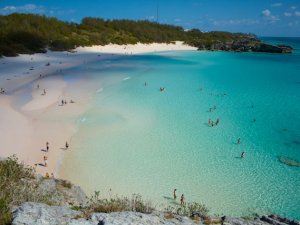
<box><xmin>237</xmin><ymin>138</ymin><xmax>241</xmax><ymax>144</ymax></box>
<box><xmin>241</xmin><ymin>151</ymin><xmax>245</xmax><ymax>159</ymax></box>
<box><xmin>46</xmin><ymin>142</ymin><xmax>49</xmax><ymax>152</ymax></box>
<box><xmin>173</xmin><ymin>189</ymin><xmax>177</xmax><ymax>200</ymax></box>
<box><xmin>180</xmin><ymin>194</ymin><xmax>185</xmax><ymax>207</ymax></box>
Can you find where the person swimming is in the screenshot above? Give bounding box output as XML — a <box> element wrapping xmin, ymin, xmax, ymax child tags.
<box><xmin>237</xmin><ymin>138</ymin><xmax>241</xmax><ymax>144</ymax></box>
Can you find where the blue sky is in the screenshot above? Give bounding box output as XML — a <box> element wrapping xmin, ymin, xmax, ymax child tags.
<box><xmin>0</xmin><ymin>0</ymin><xmax>299</xmax><ymax>37</ymax></box>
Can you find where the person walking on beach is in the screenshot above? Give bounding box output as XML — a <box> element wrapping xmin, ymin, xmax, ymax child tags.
<box><xmin>46</xmin><ymin>142</ymin><xmax>49</xmax><ymax>152</ymax></box>
<box><xmin>43</xmin><ymin>89</ymin><xmax>46</xmax><ymax>95</ymax></box>
<box><xmin>37</xmin><ymin>84</ymin><xmax>39</xmax><ymax>89</ymax></box>
<box><xmin>62</xmin><ymin>100</ymin><xmax>64</xmax><ymax>105</ymax></box>
<box><xmin>44</xmin><ymin>156</ymin><xmax>48</xmax><ymax>167</ymax></box>
<box><xmin>173</xmin><ymin>189</ymin><xmax>177</xmax><ymax>200</ymax></box>
<box><xmin>65</xmin><ymin>142</ymin><xmax>69</xmax><ymax>149</ymax></box>
<box><xmin>241</xmin><ymin>151</ymin><xmax>245</xmax><ymax>159</ymax></box>
<box><xmin>180</xmin><ymin>194</ymin><xmax>185</xmax><ymax>207</ymax></box>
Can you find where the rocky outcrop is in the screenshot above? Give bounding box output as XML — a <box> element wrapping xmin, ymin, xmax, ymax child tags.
<box><xmin>11</xmin><ymin>203</ymin><xmax>300</xmax><ymax>225</ymax></box>
<box><xmin>197</xmin><ymin>40</ymin><xmax>293</xmax><ymax>54</ymax></box>
<box><xmin>12</xmin><ymin>202</ymin><xmax>81</xmax><ymax>225</ymax></box>
<box><xmin>278</xmin><ymin>156</ymin><xmax>300</xmax><ymax>167</ymax></box>
<box><xmin>12</xmin><ymin>203</ymin><xmax>199</xmax><ymax>225</ymax></box>
<box><xmin>36</xmin><ymin>177</ymin><xmax>88</xmax><ymax>207</ymax></box>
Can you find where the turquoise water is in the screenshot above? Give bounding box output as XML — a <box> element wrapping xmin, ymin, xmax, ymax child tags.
<box><xmin>62</xmin><ymin>38</ymin><xmax>300</xmax><ymax>219</ymax></box>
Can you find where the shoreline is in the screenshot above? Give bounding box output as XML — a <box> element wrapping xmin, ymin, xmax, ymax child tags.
<box><xmin>0</xmin><ymin>41</ymin><xmax>197</xmax><ymax>178</ymax></box>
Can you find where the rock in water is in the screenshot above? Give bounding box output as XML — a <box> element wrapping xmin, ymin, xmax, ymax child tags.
<box><xmin>278</xmin><ymin>156</ymin><xmax>300</xmax><ymax>167</ymax></box>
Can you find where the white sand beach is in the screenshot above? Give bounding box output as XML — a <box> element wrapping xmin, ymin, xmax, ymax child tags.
<box><xmin>0</xmin><ymin>41</ymin><xmax>196</xmax><ymax>178</ymax></box>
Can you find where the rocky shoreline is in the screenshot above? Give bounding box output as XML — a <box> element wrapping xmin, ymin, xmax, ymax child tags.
<box><xmin>10</xmin><ymin>177</ymin><xmax>300</xmax><ymax>225</ymax></box>
<box><xmin>197</xmin><ymin>41</ymin><xmax>293</xmax><ymax>53</ymax></box>
<box><xmin>0</xmin><ymin>156</ymin><xmax>299</xmax><ymax>225</ymax></box>
<box><xmin>11</xmin><ymin>201</ymin><xmax>300</xmax><ymax>225</ymax></box>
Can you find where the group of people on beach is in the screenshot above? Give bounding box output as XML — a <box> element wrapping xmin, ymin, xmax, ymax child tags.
<box><xmin>41</xmin><ymin>141</ymin><xmax>69</xmax><ymax>177</ymax></box>
<box><xmin>61</xmin><ymin>99</ymin><xmax>75</xmax><ymax>105</ymax></box>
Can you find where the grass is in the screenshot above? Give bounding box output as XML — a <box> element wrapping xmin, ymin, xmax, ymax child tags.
<box><xmin>88</xmin><ymin>191</ymin><xmax>154</xmax><ymax>214</ymax></box>
<box><xmin>0</xmin><ymin>156</ymin><xmax>52</xmax><ymax>225</ymax></box>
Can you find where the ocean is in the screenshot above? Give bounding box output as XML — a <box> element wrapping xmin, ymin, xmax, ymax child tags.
<box><xmin>61</xmin><ymin>37</ymin><xmax>300</xmax><ymax>219</ymax></box>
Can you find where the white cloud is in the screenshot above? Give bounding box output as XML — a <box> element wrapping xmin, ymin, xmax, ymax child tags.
<box><xmin>291</xmin><ymin>6</ymin><xmax>297</xmax><ymax>10</ymax></box>
<box><xmin>272</xmin><ymin>3</ymin><xmax>282</xmax><ymax>7</ymax></box>
<box><xmin>284</xmin><ymin>12</ymin><xmax>292</xmax><ymax>16</ymax></box>
<box><xmin>295</xmin><ymin>11</ymin><xmax>300</xmax><ymax>16</ymax></box>
<box><xmin>0</xmin><ymin>4</ymin><xmax>45</xmax><ymax>14</ymax></box>
<box><xmin>146</xmin><ymin>15</ymin><xmax>155</xmax><ymax>21</ymax></box>
<box><xmin>288</xmin><ymin>21</ymin><xmax>299</xmax><ymax>26</ymax></box>
<box><xmin>174</xmin><ymin>18</ymin><xmax>181</xmax><ymax>22</ymax></box>
<box><xmin>261</xmin><ymin>9</ymin><xmax>279</xmax><ymax>23</ymax></box>
<box><xmin>262</xmin><ymin>9</ymin><xmax>271</xmax><ymax>16</ymax></box>
<box><xmin>0</xmin><ymin>4</ymin><xmax>76</xmax><ymax>16</ymax></box>
<box><xmin>3</xmin><ymin>6</ymin><xmax>16</xmax><ymax>11</ymax></box>
<box><xmin>210</xmin><ymin>18</ymin><xmax>259</xmax><ymax>26</ymax></box>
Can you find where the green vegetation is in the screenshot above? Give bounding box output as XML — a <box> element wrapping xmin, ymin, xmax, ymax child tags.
<box><xmin>88</xmin><ymin>191</ymin><xmax>154</xmax><ymax>214</ymax></box>
<box><xmin>0</xmin><ymin>156</ymin><xmax>51</xmax><ymax>225</ymax></box>
<box><xmin>0</xmin><ymin>13</ymin><xmax>257</xmax><ymax>57</ymax></box>
<box><xmin>165</xmin><ymin>201</ymin><xmax>209</xmax><ymax>219</ymax></box>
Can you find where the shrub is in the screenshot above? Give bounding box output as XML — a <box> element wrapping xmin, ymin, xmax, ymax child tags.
<box><xmin>60</xmin><ymin>180</ymin><xmax>72</xmax><ymax>189</ymax></box>
<box><xmin>0</xmin><ymin>156</ymin><xmax>52</xmax><ymax>224</ymax></box>
<box><xmin>88</xmin><ymin>191</ymin><xmax>154</xmax><ymax>214</ymax></box>
<box><xmin>165</xmin><ymin>201</ymin><xmax>209</xmax><ymax>219</ymax></box>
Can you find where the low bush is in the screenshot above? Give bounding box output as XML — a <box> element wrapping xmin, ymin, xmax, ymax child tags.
<box><xmin>88</xmin><ymin>191</ymin><xmax>154</xmax><ymax>214</ymax></box>
<box><xmin>0</xmin><ymin>156</ymin><xmax>52</xmax><ymax>225</ymax></box>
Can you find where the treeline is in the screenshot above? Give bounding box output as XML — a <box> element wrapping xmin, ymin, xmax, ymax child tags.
<box><xmin>0</xmin><ymin>13</ymin><xmax>256</xmax><ymax>57</ymax></box>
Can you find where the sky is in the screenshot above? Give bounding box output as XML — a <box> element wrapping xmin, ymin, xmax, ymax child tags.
<box><xmin>0</xmin><ymin>0</ymin><xmax>299</xmax><ymax>37</ymax></box>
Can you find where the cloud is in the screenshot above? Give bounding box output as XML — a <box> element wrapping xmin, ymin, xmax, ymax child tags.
<box><xmin>271</xmin><ymin>3</ymin><xmax>282</xmax><ymax>7</ymax></box>
<box><xmin>288</xmin><ymin>21</ymin><xmax>299</xmax><ymax>27</ymax></box>
<box><xmin>210</xmin><ymin>19</ymin><xmax>259</xmax><ymax>26</ymax></box>
<box><xmin>0</xmin><ymin>4</ymin><xmax>76</xmax><ymax>16</ymax></box>
<box><xmin>261</xmin><ymin>9</ymin><xmax>279</xmax><ymax>23</ymax></box>
<box><xmin>295</xmin><ymin>11</ymin><xmax>300</xmax><ymax>16</ymax></box>
<box><xmin>262</xmin><ymin>9</ymin><xmax>271</xmax><ymax>16</ymax></box>
<box><xmin>291</xmin><ymin>6</ymin><xmax>297</xmax><ymax>10</ymax></box>
<box><xmin>0</xmin><ymin>4</ymin><xmax>45</xmax><ymax>14</ymax></box>
<box><xmin>284</xmin><ymin>12</ymin><xmax>292</xmax><ymax>16</ymax></box>
<box><xmin>174</xmin><ymin>18</ymin><xmax>181</xmax><ymax>22</ymax></box>
<box><xmin>145</xmin><ymin>15</ymin><xmax>155</xmax><ymax>21</ymax></box>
